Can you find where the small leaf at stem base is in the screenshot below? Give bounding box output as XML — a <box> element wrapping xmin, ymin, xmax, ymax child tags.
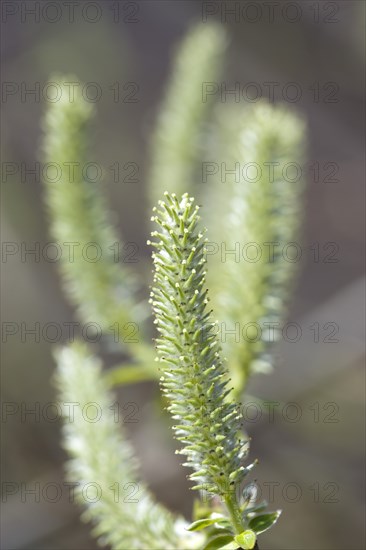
<box><xmin>234</xmin><ymin>529</ymin><xmax>256</xmax><ymax>549</ymax></box>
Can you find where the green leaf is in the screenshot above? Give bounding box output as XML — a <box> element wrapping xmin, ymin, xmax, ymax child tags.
<box><xmin>221</xmin><ymin>542</ymin><xmax>240</xmax><ymax>550</ymax></box>
<box><xmin>207</xmin><ymin>526</ymin><xmax>235</xmax><ymax>538</ymax></box>
<box><xmin>187</xmin><ymin>514</ymin><xmax>231</xmax><ymax>532</ymax></box>
<box><xmin>242</xmin><ymin>500</ymin><xmax>268</xmax><ymax>515</ymax></box>
<box><xmin>203</xmin><ymin>534</ymin><xmax>235</xmax><ymax>550</ymax></box>
<box><xmin>248</xmin><ymin>510</ymin><xmax>282</xmax><ymax>534</ymax></box>
<box><xmin>234</xmin><ymin>530</ymin><xmax>256</xmax><ymax>549</ymax></box>
<box><xmin>187</xmin><ymin>518</ymin><xmax>220</xmax><ymax>532</ymax></box>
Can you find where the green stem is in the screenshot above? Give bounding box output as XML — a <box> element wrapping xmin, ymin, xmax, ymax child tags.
<box><xmin>105</xmin><ymin>363</ymin><xmax>158</xmax><ymax>387</ymax></box>
<box><xmin>224</xmin><ymin>492</ymin><xmax>244</xmax><ymax>535</ymax></box>
<box><xmin>106</xmin><ymin>343</ymin><xmax>159</xmax><ymax>387</ymax></box>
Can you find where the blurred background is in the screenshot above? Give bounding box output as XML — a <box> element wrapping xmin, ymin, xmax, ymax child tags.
<box><xmin>1</xmin><ymin>1</ymin><xmax>365</xmax><ymax>549</ymax></box>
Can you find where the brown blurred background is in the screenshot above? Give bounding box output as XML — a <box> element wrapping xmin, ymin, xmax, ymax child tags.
<box><xmin>1</xmin><ymin>1</ymin><xmax>365</xmax><ymax>549</ymax></box>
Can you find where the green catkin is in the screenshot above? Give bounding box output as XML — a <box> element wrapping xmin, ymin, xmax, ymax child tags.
<box><xmin>149</xmin><ymin>193</ymin><xmax>254</xmax><ymax>514</ymax></box>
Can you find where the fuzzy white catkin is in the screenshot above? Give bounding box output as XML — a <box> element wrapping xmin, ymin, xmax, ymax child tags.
<box><xmin>56</xmin><ymin>342</ymin><xmax>201</xmax><ymax>549</ymax></box>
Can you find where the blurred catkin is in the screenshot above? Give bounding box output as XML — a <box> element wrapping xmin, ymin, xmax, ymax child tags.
<box><xmin>149</xmin><ymin>22</ymin><xmax>227</xmax><ymax>208</ymax></box>
<box><xmin>204</xmin><ymin>102</ymin><xmax>306</xmax><ymax>392</ymax></box>
<box><xmin>55</xmin><ymin>342</ymin><xmax>200</xmax><ymax>549</ymax></box>
<box><xmin>42</xmin><ymin>76</ymin><xmax>147</xmax><ymax>344</ymax></box>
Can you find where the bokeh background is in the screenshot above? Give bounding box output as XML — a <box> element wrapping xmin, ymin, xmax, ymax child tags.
<box><xmin>1</xmin><ymin>1</ymin><xmax>365</xmax><ymax>549</ymax></box>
